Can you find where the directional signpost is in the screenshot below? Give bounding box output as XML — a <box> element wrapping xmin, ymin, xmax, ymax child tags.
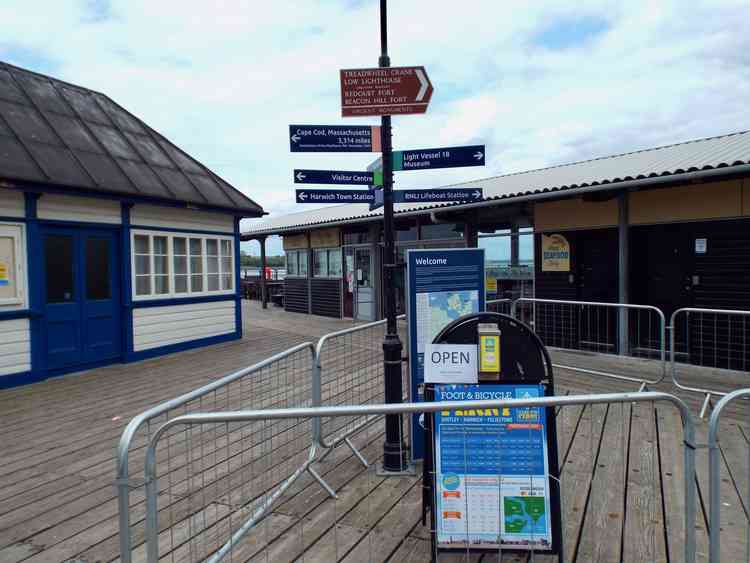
<box><xmin>340</xmin><ymin>66</ymin><xmax>433</xmax><ymax>117</ymax></box>
<box><xmin>368</xmin><ymin>156</ymin><xmax>384</xmax><ymax>211</ymax></box>
<box><xmin>289</xmin><ymin>124</ymin><xmax>381</xmax><ymax>152</ymax></box>
<box><xmin>394</xmin><ymin>187</ymin><xmax>483</xmax><ymax>203</ymax></box>
<box><xmin>294</xmin><ymin>169</ymin><xmax>383</xmax><ymax>186</ymax></box>
<box><xmin>394</xmin><ymin>144</ymin><xmax>485</xmax><ymax>170</ymax></box>
<box><xmin>296</xmin><ymin>189</ymin><xmax>374</xmax><ymax>204</ymax></box>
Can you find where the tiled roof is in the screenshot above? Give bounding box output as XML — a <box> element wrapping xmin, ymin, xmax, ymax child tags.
<box><xmin>0</xmin><ymin>61</ymin><xmax>263</xmax><ymax>216</ymax></box>
<box><xmin>243</xmin><ymin>130</ymin><xmax>750</xmax><ymax>236</ymax></box>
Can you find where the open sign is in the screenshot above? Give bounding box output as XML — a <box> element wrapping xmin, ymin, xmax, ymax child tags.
<box><xmin>424</xmin><ymin>343</ymin><xmax>477</xmax><ymax>384</ymax></box>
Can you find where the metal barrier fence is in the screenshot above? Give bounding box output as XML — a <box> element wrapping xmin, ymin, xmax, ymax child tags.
<box><xmin>142</xmin><ymin>391</ymin><xmax>697</xmax><ymax>563</ymax></box>
<box><xmin>708</xmin><ymin>388</ymin><xmax>750</xmax><ymax>563</ymax></box>
<box><xmin>485</xmin><ymin>298</ymin><xmax>513</xmax><ymax>315</ymax></box>
<box><xmin>115</xmin><ymin>342</ymin><xmax>334</xmax><ymax>563</ymax></box>
<box><xmin>671</xmin><ymin>308</ymin><xmax>750</xmax><ymax>417</ymax></box>
<box><xmin>509</xmin><ymin>298</ymin><xmax>667</xmax><ymax>388</ymax></box>
<box><xmin>313</xmin><ymin>315</ymin><xmax>407</xmax><ymax>465</ymax></box>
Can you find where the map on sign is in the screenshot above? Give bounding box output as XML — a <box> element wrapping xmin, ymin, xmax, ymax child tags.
<box><xmin>416</xmin><ymin>290</ymin><xmax>478</xmax><ymax>354</ymax></box>
<box><xmin>504</xmin><ymin>496</ymin><xmax>547</xmax><ymax>535</ymax></box>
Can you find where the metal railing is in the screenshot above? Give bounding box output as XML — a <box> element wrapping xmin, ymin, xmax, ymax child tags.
<box><xmin>312</xmin><ymin>314</ymin><xmax>407</xmax><ymax>466</ymax></box>
<box><xmin>708</xmin><ymin>388</ymin><xmax>750</xmax><ymax>563</ymax></box>
<box><xmin>142</xmin><ymin>391</ymin><xmax>697</xmax><ymax>563</ymax></box>
<box><xmin>485</xmin><ymin>298</ymin><xmax>513</xmax><ymax>315</ymax></box>
<box><xmin>509</xmin><ymin>298</ymin><xmax>667</xmax><ymax>388</ymax></box>
<box><xmin>116</xmin><ymin>342</ymin><xmax>334</xmax><ymax>563</ymax></box>
<box><xmin>670</xmin><ymin>308</ymin><xmax>750</xmax><ymax>418</ymax></box>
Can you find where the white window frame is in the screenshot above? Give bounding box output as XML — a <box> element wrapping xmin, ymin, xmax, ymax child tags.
<box><xmin>313</xmin><ymin>247</ymin><xmax>342</xmax><ymax>279</ymax></box>
<box><xmin>0</xmin><ymin>223</ymin><xmax>27</xmax><ymax>309</ymax></box>
<box><xmin>131</xmin><ymin>229</ymin><xmax>235</xmax><ymax>301</ymax></box>
<box><xmin>285</xmin><ymin>249</ymin><xmax>309</xmax><ymax>278</ymax></box>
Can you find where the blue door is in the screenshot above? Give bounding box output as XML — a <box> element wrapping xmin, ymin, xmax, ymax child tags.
<box><xmin>42</xmin><ymin>227</ymin><xmax>121</xmax><ymax>371</ymax></box>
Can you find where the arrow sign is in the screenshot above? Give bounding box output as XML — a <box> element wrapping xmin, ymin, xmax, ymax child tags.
<box><xmin>370</xmin><ymin>186</ymin><xmax>384</xmax><ymax>211</ymax></box>
<box><xmin>367</xmin><ymin>157</ymin><xmax>384</xmax><ymax>211</ymax></box>
<box><xmin>294</xmin><ymin>169</ymin><xmax>383</xmax><ymax>186</ymax></box>
<box><xmin>296</xmin><ymin>189</ymin><xmax>375</xmax><ymax>204</ymax></box>
<box><xmin>392</xmin><ymin>188</ymin><xmax>483</xmax><ymax>204</ymax></box>
<box><xmin>393</xmin><ymin>145</ymin><xmax>485</xmax><ymax>171</ymax></box>
<box><xmin>340</xmin><ymin>66</ymin><xmax>433</xmax><ymax>117</ymax></box>
<box><xmin>289</xmin><ymin>125</ymin><xmax>382</xmax><ymax>152</ymax></box>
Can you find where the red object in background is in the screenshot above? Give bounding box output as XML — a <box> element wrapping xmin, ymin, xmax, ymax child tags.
<box><xmin>264</xmin><ymin>266</ymin><xmax>273</xmax><ymax>280</ymax></box>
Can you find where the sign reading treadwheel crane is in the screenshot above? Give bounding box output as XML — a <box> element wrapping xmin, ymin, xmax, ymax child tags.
<box><xmin>340</xmin><ymin>66</ymin><xmax>433</xmax><ymax>117</ymax></box>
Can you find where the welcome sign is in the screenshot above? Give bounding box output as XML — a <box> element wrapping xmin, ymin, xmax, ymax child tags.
<box><xmin>541</xmin><ymin>234</ymin><xmax>570</xmax><ymax>272</ymax></box>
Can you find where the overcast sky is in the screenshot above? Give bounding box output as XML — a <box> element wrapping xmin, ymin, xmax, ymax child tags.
<box><xmin>1</xmin><ymin>0</ymin><xmax>748</xmax><ymax>255</ymax></box>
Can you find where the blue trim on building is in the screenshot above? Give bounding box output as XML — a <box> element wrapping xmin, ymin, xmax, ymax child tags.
<box><xmin>129</xmin><ymin>224</ymin><xmax>235</xmax><ymax>236</ymax></box>
<box><xmin>0</xmin><ymin>309</ymin><xmax>38</xmax><ymax>320</ymax></box>
<box><xmin>121</xmin><ymin>203</ymin><xmax>134</xmax><ymax>358</ymax></box>
<box><xmin>126</xmin><ymin>330</ymin><xmax>241</xmax><ymax>363</ymax></box>
<box><xmin>234</xmin><ymin>217</ymin><xmax>243</xmax><ymax>338</ymax></box>
<box><xmin>0</xmin><ymin>188</ymin><xmax>249</xmax><ymax>390</ymax></box>
<box><xmin>0</xmin><ymin>215</ymin><xmax>26</xmax><ymax>223</ymax></box>
<box><xmin>130</xmin><ymin>294</ymin><xmax>237</xmax><ymax>309</ymax></box>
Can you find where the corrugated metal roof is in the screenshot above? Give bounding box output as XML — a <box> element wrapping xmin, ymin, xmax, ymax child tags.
<box><xmin>243</xmin><ymin>130</ymin><xmax>750</xmax><ymax>236</ymax></box>
<box><xmin>0</xmin><ymin>61</ymin><xmax>264</xmax><ymax>216</ymax></box>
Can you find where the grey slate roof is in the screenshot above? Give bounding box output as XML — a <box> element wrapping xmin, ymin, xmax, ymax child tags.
<box><xmin>0</xmin><ymin>61</ymin><xmax>263</xmax><ymax>216</ymax></box>
<box><xmin>243</xmin><ymin>130</ymin><xmax>750</xmax><ymax>236</ymax></box>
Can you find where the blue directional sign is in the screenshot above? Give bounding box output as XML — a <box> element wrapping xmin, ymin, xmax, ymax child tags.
<box><xmin>294</xmin><ymin>169</ymin><xmax>383</xmax><ymax>186</ymax></box>
<box><xmin>394</xmin><ymin>144</ymin><xmax>485</xmax><ymax>170</ymax></box>
<box><xmin>296</xmin><ymin>189</ymin><xmax>375</xmax><ymax>204</ymax></box>
<box><xmin>289</xmin><ymin>125</ymin><xmax>381</xmax><ymax>152</ymax></box>
<box><xmin>394</xmin><ymin>187</ymin><xmax>483</xmax><ymax>203</ymax></box>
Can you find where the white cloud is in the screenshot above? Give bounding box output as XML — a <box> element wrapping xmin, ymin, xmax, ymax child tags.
<box><xmin>2</xmin><ymin>0</ymin><xmax>749</xmax><ymax>258</ymax></box>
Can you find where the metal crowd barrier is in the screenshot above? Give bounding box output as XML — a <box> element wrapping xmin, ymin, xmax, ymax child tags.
<box><xmin>485</xmin><ymin>298</ymin><xmax>513</xmax><ymax>315</ymax></box>
<box><xmin>312</xmin><ymin>314</ymin><xmax>407</xmax><ymax>466</ymax></box>
<box><xmin>141</xmin><ymin>391</ymin><xmax>697</xmax><ymax>563</ymax></box>
<box><xmin>115</xmin><ymin>342</ymin><xmax>334</xmax><ymax>563</ymax></box>
<box><xmin>670</xmin><ymin>308</ymin><xmax>750</xmax><ymax>418</ymax></box>
<box><xmin>509</xmin><ymin>298</ymin><xmax>667</xmax><ymax>389</ymax></box>
<box><xmin>707</xmin><ymin>388</ymin><xmax>750</xmax><ymax>563</ymax></box>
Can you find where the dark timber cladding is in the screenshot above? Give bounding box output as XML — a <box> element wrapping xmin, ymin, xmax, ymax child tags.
<box><xmin>0</xmin><ymin>61</ymin><xmax>262</xmax><ymax>215</ymax></box>
<box><xmin>284</xmin><ymin>278</ymin><xmax>310</xmax><ymax>314</ymax></box>
<box><xmin>310</xmin><ymin>279</ymin><xmax>342</xmax><ymax>317</ymax></box>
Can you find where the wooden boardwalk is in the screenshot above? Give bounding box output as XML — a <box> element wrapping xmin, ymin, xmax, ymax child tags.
<box><xmin>0</xmin><ymin>301</ymin><xmax>748</xmax><ymax>562</ymax></box>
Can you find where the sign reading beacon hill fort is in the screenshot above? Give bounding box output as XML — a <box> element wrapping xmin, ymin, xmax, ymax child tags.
<box><xmin>340</xmin><ymin>66</ymin><xmax>433</xmax><ymax>117</ymax></box>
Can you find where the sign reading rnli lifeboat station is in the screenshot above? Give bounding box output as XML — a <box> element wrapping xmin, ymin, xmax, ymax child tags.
<box><xmin>541</xmin><ymin>234</ymin><xmax>570</xmax><ymax>272</ymax></box>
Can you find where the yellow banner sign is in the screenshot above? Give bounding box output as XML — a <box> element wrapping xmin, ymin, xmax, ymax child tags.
<box><xmin>485</xmin><ymin>275</ymin><xmax>497</xmax><ymax>293</ymax></box>
<box><xmin>541</xmin><ymin>234</ymin><xmax>570</xmax><ymax>272</ymax></box>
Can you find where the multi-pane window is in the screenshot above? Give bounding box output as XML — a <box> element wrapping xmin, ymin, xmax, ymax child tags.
<box><xmin>285</xmin><ymin>249</ymin><xmax>308</xmax><ymax>277</ymax></box>
<box><xmin>313</xmin><ymin>248</ymin><xmax>342</xmax><ymax>278</ymax></box>
<box><xmin>132</xmin><ymin>231</ymin><xmax>234</xmax><ymax>299</ymax></box>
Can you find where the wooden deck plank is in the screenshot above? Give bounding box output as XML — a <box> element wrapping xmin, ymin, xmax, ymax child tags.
<box><xmin>575</xmin><ymin>401</ymin><xmax>630</xmax><ymax>562</ymax></box>
<box><xmin>560</xmin><ymin>403</ymin><xmax>608</xmax><ymax>562</ymax></box>
<box><xmin>622</xmin><ymin>401</ymin><xmax>667</xmax><ymax>563</ymax></box>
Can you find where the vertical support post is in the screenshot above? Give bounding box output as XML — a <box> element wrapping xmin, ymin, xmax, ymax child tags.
<box><xmin>510</xmin><ymin>223</ymin><xmax>519</xmax><ymax>267</ymax></box>
<box><xmin>618</xmin><ymin>192</ymin><xmax>629</xmax><ymax>355</ymax></box>
<box><xmin>380</xmin><ymin>0</ymin><xmax>407</xmax><ymax>472</ymax></box>
<box><xmin>259</xmin><ymin>235</ymin><xmax>268</xmax><ymax>309</ymax></box>
<box><xmin>24</xmin><ymin>192</ymin><xmax>42</xmax><ymax>378</ymax></box>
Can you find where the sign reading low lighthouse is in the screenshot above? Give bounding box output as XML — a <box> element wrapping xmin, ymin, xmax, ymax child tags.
<box><xmin>340</xmin><ymin>66</ymin><xmax>433</xmax><ymax>117</ymax></box>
